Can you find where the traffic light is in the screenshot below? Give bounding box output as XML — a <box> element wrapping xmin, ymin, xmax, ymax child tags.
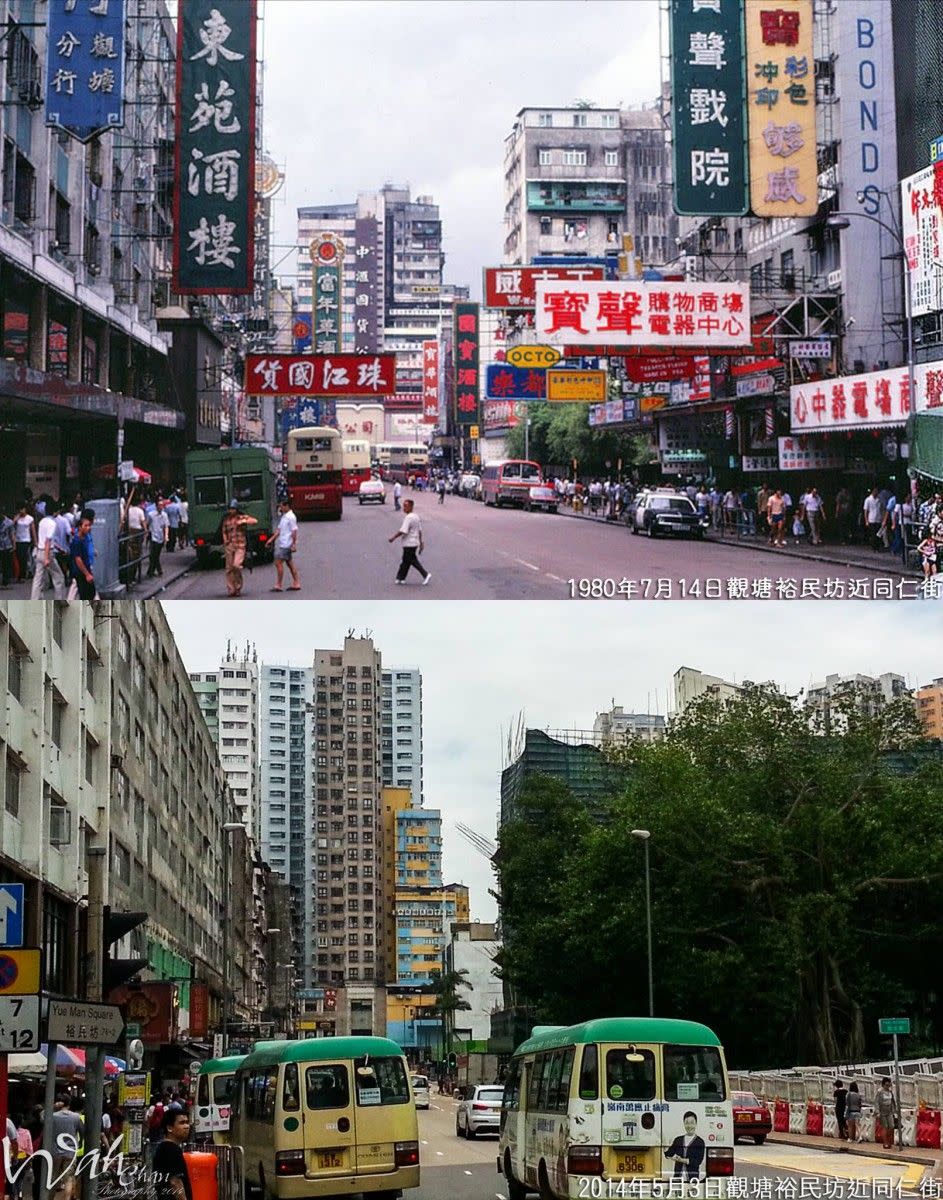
<box><xmin>447</xmin><ymin>1052</ymin><xmax>457</xmax><ymax>1072</ymax></box>
<box><xmin>103</xmin><ymin>906</ymin><xmax>149</xmax><ymax>993</ymax></box>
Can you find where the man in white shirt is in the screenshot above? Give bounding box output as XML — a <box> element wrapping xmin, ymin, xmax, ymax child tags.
<box><xmin>393</xmin><ymin>480</ymin><xmax>403</xmax><ymax>511</ymax></box>
<box><xmin>272</xmin><ymin>500</ymin><xmax>300</xmax><ymax>591</ymax></box>
<box><xmin>389</xmin><ymin>499</ymin><xmax>431</xmax><ymax>586</ymax></box>
<box><xmin>31</xmin><ymin>502</ymin><xmax>64</xmax><ymax>599</ymax></box>
<box><xmin>125</xmin><ymin>494</ymin><xmax>146</xmax><ymax>582</ymax></box>
<box><xmin>145</xmin><ymin>500</ymin><xmax>168</xmax><ymax>578</ymax></box>
<box><xmin>802</xmin><ymin>487</ymin><xmax>825</xmax><ymax>545</ymax></box>
<box><xmin>863</xmin><ymin>486</ymin><xmax>884</xmax><ymax>549</ymax></box>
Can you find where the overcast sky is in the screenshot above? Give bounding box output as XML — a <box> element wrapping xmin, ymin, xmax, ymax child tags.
<box><xmin>259</xmin><ymin>0</ymin><xmax>664</xmax><ymax>298</ymax></box>
<box><xmin>165</xmin><ymin>601</ymin><xmax>941</xmax><ymax>923</ymax></box>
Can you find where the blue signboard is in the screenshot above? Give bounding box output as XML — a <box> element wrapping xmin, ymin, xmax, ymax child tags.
<box><xmin>293</xmin><ymin>314</ymin><xmax>312</xmax><ymax>354</ymax></box>
<box><xmin>485</xmin><ymin>364</ymin><xmax>546</xmax><ymax>401</ymax></box>
<box><xmin>279</xmin><ymin>397</ymin><xmax>336</xmax><ymax>440</ymax></box>
<box><xmin>930</xmin><ymin>136</ymin><xmax>943</xmax><ymax>165</ymax></box>
<box><xmin>0</xmin><ymin>883</ymin><xmax>25</xmax><ymax>948</ymax></box>
<box><xmin>45</xmin><ymin>0</ymin><xmax>126</xmax><ymax>143</ymax></box>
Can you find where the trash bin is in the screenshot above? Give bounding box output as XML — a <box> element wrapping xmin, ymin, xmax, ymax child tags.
<box><xmin>86</xmin><ymin>497</ymin><xmax>126</xmax><ymax>598</ymax></box>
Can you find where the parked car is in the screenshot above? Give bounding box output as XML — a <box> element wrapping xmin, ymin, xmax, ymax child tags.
<box><xmin>631</xmin><ymin>489</ymin><xmax>705</xmax><ymax>538</ymax></box>
<box><xmin>455</xmin><ymin>1084</ymin><xmax>504</xmax><ymax>1139</ymax></box>
<box><xmin>731</xmin><ymin>1091</ymin><xmax>772</xmax><ymax>1144</ymax></box>
<box><xmin>459</xmin><ymin>473</ymin><xmax>481</xmax><ymax>499</ymax></box>
<box><xmin>410</xmin><ymin>1074</ymin><xmax>430</xmax><ymax>1110</ymax></box>
<box><xmin>524</xmin><ymin>484</ymin><xmax>558</xmax><ymax>514</ymax></box>
<box><xmin>358</xmin><ymin>478</ymin><xmax>386</xmax><ymax>505</ymax></box>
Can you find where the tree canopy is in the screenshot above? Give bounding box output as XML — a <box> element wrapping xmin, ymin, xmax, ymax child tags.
<box><xmin>505</xmin><ymin>402</ymin><xmax>648</xmax><ymax>477</ymax></box>
<box><xmin>494</xmin><ymin>688</ymin><xmax>943</xmax><ymax>1069</ymax></box>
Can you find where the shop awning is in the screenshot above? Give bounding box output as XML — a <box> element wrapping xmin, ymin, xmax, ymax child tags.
<box><xmin>911</xmin><ymin>413</ymin><xmax>943</xmax><ymax>482</ymax></box>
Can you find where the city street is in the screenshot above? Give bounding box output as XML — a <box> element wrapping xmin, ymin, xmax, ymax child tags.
<box><xmin>154</xmin><ymin>496</ymin><xmax>909</xmax><ymax>601</ymax></box>
<box><xmin>411</xmin><ymin>1097</ymin><xmax>927</xmax><ymax>1200</ymax></box>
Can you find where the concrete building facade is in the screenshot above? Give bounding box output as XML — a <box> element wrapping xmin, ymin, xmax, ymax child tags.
<box><xmin>593</xmin><ymin>705</ymin><xmax>666</xmax><ymax>743</ymax></box>
<box><xmin>447</xmin><ymin>922</ymin><xmax>503</xmax><ymax>1046</ymax></box>
<box><xmin>381</xmin><ymin>668</ymin><xmax>423</xmax><ymax>803</ymax></box>
<box><xmin>673</xmin><ymin>667</ymin><xmax>744</xmax><ymax>716</ymax></box>
<box><xmin>806</xmin><ymin>672</ymin><xmax>911</xmax><ymax>733</ymax></box>
<box><xmin>916</xmin><ymin>678</ymin><xmax>943</xmax><ymax>741</ymax></box>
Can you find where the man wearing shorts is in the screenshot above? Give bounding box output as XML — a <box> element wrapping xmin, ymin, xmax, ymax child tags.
<box><xmin>272</xmin><ymin>500</ymin><xmax>300</xmax><ymax>591</ymax></box>
<box><xmin>767</xmin><ymin>488</ymin><xmax>787</xmax><ymax>546</ymax></box>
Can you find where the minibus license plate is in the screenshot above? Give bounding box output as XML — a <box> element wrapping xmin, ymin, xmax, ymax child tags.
<box><xmin>317</xmin><ymin>1151</ymin><xmax>344</xmax><ymax>1169</ymax></box>
<box><xmin>616</xmin><ymin>1155</ymin><xmax>646</xmax><ymax>1174</ymax></box>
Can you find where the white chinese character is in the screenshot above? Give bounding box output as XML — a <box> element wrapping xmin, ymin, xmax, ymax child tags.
<box><xmin>88</xmin><ymin>68</ymin><xmax>116</xmax><ymax>93</ymax></box>
<box><xmin>90</xmin><ymin>32</ymin><xmax>118</xmax><ymax>58</ymax></box>
<box><xmin>691</xmin><ymin>148</ymin><xmax>729</xmax><ymax>187</ymax></box>
<box><xmin>356</xmin><ymin>357</ymin><xmax>384</xmax><ymax>392</ymax></box>
<box><xmin>89</xmin><ymin>0</ymin><xmax>109</xmax><ymax>14</ymax></box>
<box><xmin>288</xmin><ymin>361</ymin><xmax>315</xmax><ymax>390</ymax></box>
<box><xmin>315</xmin><ymin>338</ymin><xmax>336</xmax><ymax>352</ymax></box>
<box><xmin>321</xmin><ymin>359</ymin><xmax>349</xmax><ymax>389</ymax></box>
<box><xmin>356</xmin><ymin>318</ymin><xmax>369</xmax><ymax>334</ymax></box>
<box><xmin>188</xmin><ymin>147</ymin><xmax>241</xmax><ymax>202</ymax></box>
<box><xmin>299</xmin><ymin>404</ymin><xmax>318</xmax><ymax>423</ymax></box>
<box><xmin>424</xmin><ymin>346</ymin><xmax>437</xmax><ymax>363</ymax></box>
<box><xmin>692</xmin><ymin>0</ymin><xmax>721</xmax><ymax>11</ymax></box>
<box><xmin>689</xmin><ymin>87</ymin><xmax>728</xmax><ymax>127</ymax></box>
<box><xmin>355</xmin><ymin>245</ymin><xmax>371</xmax><ymax>258</ymax></box>
<box><xmin>190</xmin><ymin>8</ymin><xmax>245</xmax><ymax>65</ymax></box>
<box><xmin>355</xmin><ymin>270</ymin><xmax>369</xmax><ymax>283</ymax></box>
<box><xmin>495</xmin><ymin>269</ymin><xmax>522</xmax><ymax>294</ymax></box>
<box><xmin>316</xmin><ymin>294</ymin><xmax>337</xmax><ymax>313</ymax></box>
<box><xmin>189</xmin><ymin>79</ymin><xmax>241</xmax><ymax>134</ymax></box>
<box><xmin>688</xmin><ymin>30</ymin><xmax>726</xmax><ymax>69</ymax></box>
<box><xmin>355</xmin><ymin>294</ymin><xmax>369</xmax><ymax>307</ymax></box>
<box><xmin>318</xmin><ymin>273</ymin><xmax>336</xmax><ymax>293</ymax></box>
<box><xmin>56</xmin><ymin>31</ymin><xmax>81</xmax><ymax>57</ymax></box>
<box><xmin>187</xmin><ymin>213</ymin><xmax>241</xmax><ymax>269</ymax></box>
<box><xmin>252</xmin><ymin>358</ymin><xmax>280</xmax><ymax>390</ymax></box>
<box><xmin>425</xmin><ymin>366</ymin><xmax>437</xmax><ymax>380</ymax></box>
<box><xmin>52</xmin><ymin>69</ymin><xmax>77</xmax><ymax>95</ymax></box>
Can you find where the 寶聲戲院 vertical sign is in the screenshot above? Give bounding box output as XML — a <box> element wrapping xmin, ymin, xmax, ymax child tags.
<box><xmin>745</xmin><ymin>0</ymin><xmax>817</xmax><ymax>217</ymax></box>
<box><xmin>670</xmin><ymin>0</ymin><xmax>748</xmax><ymax>216</ymax></box>
<box><xmin>454</xmin><ymin>303</ymin><xmax>480</xmax><ymax>427</ymax></box>
<box><xmin>45</xmin><ymin>0</ymin><xmax>126</xmax><ymax>143</ymax></box>
<box><xmin>174</xmin><ymin>0</ymin><xmax>256</xmax><ymax>293</ymax></box>
<box><xmin>312</xmin><ymin>235</ymin><xmax>344</xmax><ymax>354</ymax></box>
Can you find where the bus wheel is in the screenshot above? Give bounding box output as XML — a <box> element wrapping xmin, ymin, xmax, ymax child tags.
<box><xmin>504</xmin><ymin>1151</ymin><xmax>528</xmax><ymax>1200</ymax></box>
<box><xmin>538</xmin><ymin>1160</ymin><xmax>556</xmax><ymax>1200</ymax></box>
<box><xmin>195</xmin><ymin>547</ymin><xmax>210</xmax><ymax>569</ymax></box>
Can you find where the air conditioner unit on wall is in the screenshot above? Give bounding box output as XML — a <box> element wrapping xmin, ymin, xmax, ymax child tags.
<box><xmin>827</xmin><ymin>269</ymin><xmax>842</xmax><ymax>289</ymax></box>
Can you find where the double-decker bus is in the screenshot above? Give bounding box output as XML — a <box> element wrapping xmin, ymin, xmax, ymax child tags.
<box><xmin>480</xmin><ymin>459</ymin><xmax>542</xmax><ymax>507</ymax></box>
<box><xmin>387</xmin><ymin>445</ymin><xmax>429</xmax><ymax>484</ymax></box>
<box><xmin>498</xmin><ymin>1017</ymin><xmax>734</xmax><ymax>1199</ymax></box>
<box><xmin>373</xmin><ymin>443</ymin><xmax>393</xmax><ymax>472</ymax></box>
<box><xmin>285</xmin><ymin>426</ymin><xmax>343</xmax><ymax>519</ymax></box>
<box><xmin>341</xmin><ymin>439</ymin><xmax>372</xmax><ymax>495</ymax></box>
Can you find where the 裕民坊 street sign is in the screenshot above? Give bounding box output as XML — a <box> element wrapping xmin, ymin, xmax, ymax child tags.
<box><xmin>47</xmin><ymin>998</ymin><xmax>125</xmax><ymax>1045</ymax></box>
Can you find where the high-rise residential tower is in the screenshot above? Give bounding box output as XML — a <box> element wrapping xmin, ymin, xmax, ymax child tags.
<box><xmin>381</xmin><ymin>668</ymin><xmax>423</xmax><ymax>804</ymax></box>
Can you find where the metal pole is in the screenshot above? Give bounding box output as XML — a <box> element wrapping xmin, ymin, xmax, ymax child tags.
<box><xmin>222</xmin><ymin>831</ymin><xmax>231</xmax><ymax>1053</ymax></box>
<box><xmin>39</xmin><ymin>1044</ymin><xmax>58</xmax><ymax>1200</ymax></box>
<box><xmin>644</xmin><ymin>839</ymin><xmax>654</xmax><ymax>1017</ymax></box>
<box><xmin>893</xmin><ymin>1033</ymin><xmax>902</xmax><ymax>1150</ymax></box>
<box><xmin>524</xmin><ymin>412</ymin><xmax>530</xmax><ymax>462</ymax></box>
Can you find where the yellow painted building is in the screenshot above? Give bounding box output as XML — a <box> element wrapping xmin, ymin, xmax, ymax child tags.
<box><xmin>917</xmin><ymin>678</ymin><xmax>943</xmax><ymax>740</ymax></box>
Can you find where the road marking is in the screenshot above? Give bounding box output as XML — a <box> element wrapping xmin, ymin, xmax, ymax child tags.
<box><xmin>435</xmin><ymin>1150</ymin><xmax>444</xmax><ymax>1156</ymax></box>
<box><xmin>516</xmin><ymin>559</ymin><xmax>540</xmax><ymax>571</ymax></box>
<box><xmin>546</xmin><ymin>573</ymin><xmax>564</xmax><ymax>582</ymax></box>
<box><xmin>464</xmin><ymin>1169</ymin><xmax>473</xmax><ymax>1175</ymax></box>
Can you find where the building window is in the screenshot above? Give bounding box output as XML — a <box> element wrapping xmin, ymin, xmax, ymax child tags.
<box><xmin>563</xmin><ymin>150</ymin><xmax>587</xmax><ymax>166</ymax></box>
<box><xmin>5</xmin><ymin>756</ymin><xmax>21</xmax><ymax>817</ymax></box>
<box><xmin>51</xmin><ymin>698</ymin><xmax>65</xmax><ymax>748</ymax></box>
<box><xmin>8</xmin><ymin>643</ymin><xmax>24</xmax><ymax>701</ymax></box>
<box><xmin>2</xmin><ymin>140</ymin><xmax>36</xmax><ymax>228</ymax></box>
<box><xmin>52</xmin><ymin>603</ymin><xmax>64</xmax><ymax>647</ymax></box>
<box><xmin>47</xmin><ymin>296</ymin><xmax>71</xmax><ymax>378</ymax></box>
<box><xmin>538</xmin><ymin>112</ymin><xmax>553</xmax><ymax>127</ymax></box>
<box><xmin>42</xmin><ymin>892</ymin><xmax>71</xmax><ymax>994</ymax></box>
<box><xmin>602</xmin><ymin>114</ymin><xmax>617</xmax><ymax>128</ymax></box>
<box><xmin>605</xmin><ymin>150</ymin><xmax>619</xmax><ymax>166</ymax></box>
<box><xmin>538</xmin><ymin>149</ymin><xmax>552</xmax><ymax>166</ymax></box>
<box><xmin>572</xmin><ymin>113</ymin><xmax>588</xmax><ymax>128</ymax></box>
<box><xmin>539</xmin><ymin>216</ymin><xmax>552</xmax><ymax>236</ymax></box>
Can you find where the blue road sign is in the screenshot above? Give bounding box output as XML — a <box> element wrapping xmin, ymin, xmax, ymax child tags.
<box><xmin>0</xmin><ymin>883</ymin><xmax>24</xmax><ymax>948</ymax></box>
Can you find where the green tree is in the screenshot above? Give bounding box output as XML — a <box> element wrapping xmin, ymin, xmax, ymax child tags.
<box><xmin>505</xmin><ymin>402</ymin><xmax>639</xmax><ymax>477</ymax></box>
<box><xmin>429</xmin><ymin>967</ymin><xmax>473</xmax><ymax>1055</ymax></box>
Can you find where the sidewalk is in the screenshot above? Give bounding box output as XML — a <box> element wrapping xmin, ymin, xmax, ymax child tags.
<box><xmin>1</xmin><ymin>545</ymin><xmax>194</xmax><ymax>601</ymax></box>
<box><xmin>557</xmin><ymin>504</ymin><xmax>919</xmax><ymax>578</ymax></box>
<box><xmin>769</xmin><ymin>1129</ymin><xmax>941</xmax><ymax>1169</ymax></box>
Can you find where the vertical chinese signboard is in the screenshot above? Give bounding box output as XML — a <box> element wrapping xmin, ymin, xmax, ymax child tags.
<box><xmin>174</xmin><ymin>0</ymin><xmax>256</xmax><ymax>293</ymax></box>
<box><xmin>745</xmin><ymin>0</ymin><xmax>817</xmax><ymax>217</ymax></box>
<box><xmin>901</xmin><ymin>166</ymin><xmax>942</xmax><ymax>317</ymax></box>
<box><xmin>422</xmin><ymin>340</ymin><xmax>439</xmax><ymax>424</ymax></box>
<box><xmin>46</xmin><ymin>0</ymin><xmax>126</xmax><ymax>142</ymax></box>
<box><xmin>353</xmin><ymin>219</ymin><xmax>379</xmax><ymax>353</ymax></box>
<box><xmin>670</xmin><ymin>0</ymin><xmax>748</xmax><ymax>216</ymax></box>
<box><xmin>312</xmin><ymin>234</ymin><xmax>344</xmax><ymax>353</ymax></box>
<box><xmin>454</xmin><ymin>303</ymin><xmax>480</xmax><ymax>427</ymax></box>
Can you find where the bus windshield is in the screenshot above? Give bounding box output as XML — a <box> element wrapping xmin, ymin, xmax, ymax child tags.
<box><xmin>295</xmin><ymin>436</ymin><xmax>336</xmax><ymax>453</ymax></box>
<box><xmin>664</xmin><ymin>1044</ymin><xmax>726</xmax><ymax>1101</ymax></box>
<box><xmin>214</xmin><ymin>1074</ymin><xmax>236</xmax><ymax>1104</ymax></box>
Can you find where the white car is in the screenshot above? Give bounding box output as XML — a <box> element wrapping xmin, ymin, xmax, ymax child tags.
<box><xmin>358</xmin><ymin>478</ymin><xmax>386</xmax><ymax>504</ymax></box>
<box><xmin>455</xmin><ymin>1084</ymin><xmax>504</xmax><ymax>1138</ymax></box>
<box><xmin>524</xmin><ymin>484</ymin><xmax>558</xmax><ymax>514</ymax></box>
<box><xmin>411</xmin><ymin>1074</ymin><xmax>430</xmax><ymax>1110</ymax></box>
<box><xmin>459</xmin><ymin>473</ymin><xmax>481</xmax><ymax>499</ymax></box>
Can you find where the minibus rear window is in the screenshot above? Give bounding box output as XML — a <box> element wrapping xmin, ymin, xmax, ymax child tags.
<box><xmin>305</xmin><ymin>1065</ymin><xmax>350</xmax><ymax>1110</ymax></box>
<box><xmin>283</xmin><ymin>1062</ymin><xmax>300</xmax><ymax>1111</ymax></box>
<box><xmin>213</xmin><ymin>1074</ymin><xmax>235</xmax><ymax>1105</ymax></box>
<box><xmin>354</xmin><ymin>1056</ymin><xmax>409</xmax><ymax>1106</ymax></box>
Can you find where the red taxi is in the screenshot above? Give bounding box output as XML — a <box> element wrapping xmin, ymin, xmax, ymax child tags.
<box><xmin>732</xmin><ymin>1090</ymin><xmax>772</xmax><ymax>1144</ymax></box>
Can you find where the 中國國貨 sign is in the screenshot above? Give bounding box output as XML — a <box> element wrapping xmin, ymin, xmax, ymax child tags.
<box><xmin>745</xmin><ymin>0</ymin><xmax>817</xmax><ymax>217</ymax></box>
<box><xmin>45</xmin><ymin>0</ymin><xmax>126</xmax><ymax>143</ymax></box>
<box><xmin>174</xmin><ymin>0</ymin><xmax>256</xmax><ymax>294</ymax></box>
<box><xmin>246</xmin><ymin>353</ymin><xmax>396</xmax><ymax>398</ymax></box>
<box><xmin>535</xmin><ymin>281</ymin><xmax>751</xmax><ymax>349</ymax></box>
<box><xmin>669</xmin><ymin>0</ymin><xmax>748</xmax><ymax>216</ymax></box>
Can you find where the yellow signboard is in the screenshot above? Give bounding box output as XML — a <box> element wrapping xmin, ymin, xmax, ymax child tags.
<box><xmin>0</xmin><ymin>948</ymin><xmax>41</xmax><ymax>995</ymax></box>
<box><xmin>469</xmin><ymin>425</ymin><xmax>480</xmax><ymax>439</ymax></box>
<box><xmin>745</xmin><ymin>0</ymin><xmax>817</xmax><ymax>217</ymax></box>
<box><xmin>506</xmin><ymin>344</ymin><xmax>561</xmax><ymax>369</ymax></box>
<box><xmin>546</xmin><ymin>369</ymin><xmax>607</xmax><ymax>403</ymax></box>
<box><xmin>640</xmin><ymin>394</ymin><xmax>668</xmax><ymax>414</ymax></box>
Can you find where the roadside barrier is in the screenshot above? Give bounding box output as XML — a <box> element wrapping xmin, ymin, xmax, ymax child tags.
<box><xmin>806</xmin><ymin>1101</ymin><xmax>824</xmax><ymax>1136</ymax></box>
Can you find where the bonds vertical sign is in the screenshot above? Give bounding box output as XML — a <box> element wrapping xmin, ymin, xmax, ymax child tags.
<box><xmin>174</xmin><ymin>0</ymin><xmax>256</xmax><ymax>294</ymax></box>
<box><xmin>312</xmin><ymin>234</ymin><xmax>344</xmax><ymax>354</ymax></box>
<box><xmin>670</xmin><ymin>0</ymin><xmax>748</xmax><ymax>216</ymax></box>
<box><xmin>453</xmin><ymin>303</ymin><xmax>480</xmax><ymax>427</ymax></box>
<box><xmin>45</xmin><ymin>0</ymin><xmax>126</xmax><ymax>142</ymax></box>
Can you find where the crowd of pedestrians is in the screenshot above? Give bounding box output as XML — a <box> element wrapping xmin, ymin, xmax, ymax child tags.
<box><xmin>0</xmin><ymin>494</ymin><xmax>103</xmax><ymax>600</ymax></box>
<box><xmin>120</xmin><ymin>488</ymin><xmax>189</xmax><ymax>584</ymax></box>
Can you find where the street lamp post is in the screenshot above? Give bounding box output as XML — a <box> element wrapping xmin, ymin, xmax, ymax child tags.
<box><xmin>631</xmin><ymin>830</ymin><xmax>654</xmax><ymax>1017</ymax></box>
<box><xmin>221</xmin><ymin>822</ymin><xmax>245</xmax><ymax>1052</ymax></box>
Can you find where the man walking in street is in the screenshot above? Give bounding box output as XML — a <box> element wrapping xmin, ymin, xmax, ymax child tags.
<box><xmin>803</xmin><ymin>486</ymin><xmax>825</xmax><ymax>545</ymax></box>
<box><xmin>875</xmin><ymin>1077</ymin><xmax>898</xmax><ymax>1150</ymax></box>
<box><xmin>152</xmin><ymin>1108</ymin><xmax>193</xmax><ymax>1200</ymax></box>
<box><xmin>436</xmin><ymin>475</ymin><xmax>446</xmax><ymax>504</ymax></box>
<box><xmin>146</xmin><ymin>499</ymin><xmax>168</xmax><ymax>578</ymax></box>
<box><xmin>164</xmin><ymin>495</ymin><xmax>181</xmax><ymax>552</ymax></box>
<box><xmin>767</xmin><ymin>488</ymin><xmax>787</xmax><ymax>547</ymax></box>
<box><xmin>221</xmin><ymin>499</ymin><xmax>257</xmax><ymax>597</ymax></box>
<box><xmin>863</xmin><ymin>487</ymin><xmax>884</xmax><ymax>550</ymax></box>
<box><xmin>30</xmin><ymin>500</ymin><xmax>63</xmax><ymax>599</ymax></box>
<box><xmin>272</xmin><ymin>500</ymin><xmax>301</xmax><ymax>592</ymax></box>
<box><xmin>69</xmin><ymin>510</ymin><xmax>97</xmax><ymax>600</ymax></box>
<box><xmin>389</xmin><ymin>499</ymin><xmax>431</xmax><ymax>586</ymax></box>
<box><xmin>393</xmin><ymin>480</ymin><xmax>402</xmax><ymax>511</ymax></box>
<box><xmin>833</xmin><ymin>1079</ymin><xmax>848</xmax><ymax>1142</ymax></box>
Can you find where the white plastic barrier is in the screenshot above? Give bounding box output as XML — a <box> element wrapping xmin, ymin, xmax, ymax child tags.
<box><xmin>901</xmin><ymin>1109</ymin><xmax>916</xmax><ymax>1147</ymax></box>
<box><xmin>789</xmin><ymin>1102</ymin><xmax>805</xmax><ymax>1133</ymax></box>
<box><xmin>858</xmin><ymin>1110</ymin><xmax>875</xmax><ymax>1142</ymax></box>
<box><xmin>823</xmin><ymin>1108</ymin><xmax>838</xmax><ymax>1138</ymax></box>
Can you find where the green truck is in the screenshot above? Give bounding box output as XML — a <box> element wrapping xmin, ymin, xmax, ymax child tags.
<box><xmin>185</xmin><ymin>446</ymin><xmax>279</xmax><ymax>567</ymax></box>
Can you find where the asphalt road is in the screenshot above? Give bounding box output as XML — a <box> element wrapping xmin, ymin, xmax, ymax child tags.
<box><xmin>410</xmin><ymin>1096</ymin><xmax>926</xmax><ymax>1200</ymax></box>
<box><xmin>157</xmin><ymin>495</ymin><xmax>905</xmax><ymax>602</ymax></box>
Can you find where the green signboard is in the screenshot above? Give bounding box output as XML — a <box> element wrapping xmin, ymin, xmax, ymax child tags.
<box><xmin>878</xmin><ymin>1017</ymin><xmax>910</xmax><ymax>1035</ymax></box>
<box><xmin>670</xmin><ymin>0</ymin><xmax>748</xmax><ymax>216</ymax></box>
<box><xmin>174</xmin><ymin>0</ymin><xmax>256</xmax><ymax>294</ymax></box>
<box><xmin>311</xmin><ymin>235</ymin><xmax>344</xmax><ymax>354</ymax></box>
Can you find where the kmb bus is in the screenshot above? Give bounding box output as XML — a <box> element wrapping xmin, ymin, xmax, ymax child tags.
<box><xmin>497</xmin><ymin>1017</ymin><xmax>734</xmax><ymax>1199</ymax></box>
<box><xmin>285</xmin><ymin>426</ymin><xmax>343</xmax><ymax>519</ymax></box>
<box><xmin>386</xmin><ymin>445</ymin><xmax>429</xmax><ymax>484</ymax></box>
<box><xmin>480</xmin><ymin>459</ymin><xmax>542</xmax><ymax>507</ymax></box>
<box><xmin>342</xmin><ymin>440</ymin><xmax>372</xmax><ymax>495</ymax></box>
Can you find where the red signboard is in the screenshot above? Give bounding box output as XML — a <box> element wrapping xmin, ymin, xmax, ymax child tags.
<box><xmin>189</xmin><ymin>982</ymin><xmax>208</xmax><ymax>1038</ymax></box>
<box><xmin>422</xmin><ymin>341</ymin><xmax>439</xmax><ymax>424</ymax></box>
<box><xmin>483</xmin><ymin>265</ymin><xmax>604</xmax><ymax>309</ymax></box>
<box><xmin>624</xmin><ymin>354</ymin><xmax>696</xmax><ymax>383</ymax></box>
<box><xmin>109</xmin><ymin>982</ymin><xmax>174</xmax><ymax>1046</ymax></box>
<box><xmin>246</xmin><ymin>353</ymin><xmax>396</xmax><ymax>397</ymax></box>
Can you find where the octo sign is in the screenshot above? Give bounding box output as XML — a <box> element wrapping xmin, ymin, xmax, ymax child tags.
<box><xmin>506</xmin><ymin>344</ymin><xmax>561</xmax><ymax>369</ymax></box>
